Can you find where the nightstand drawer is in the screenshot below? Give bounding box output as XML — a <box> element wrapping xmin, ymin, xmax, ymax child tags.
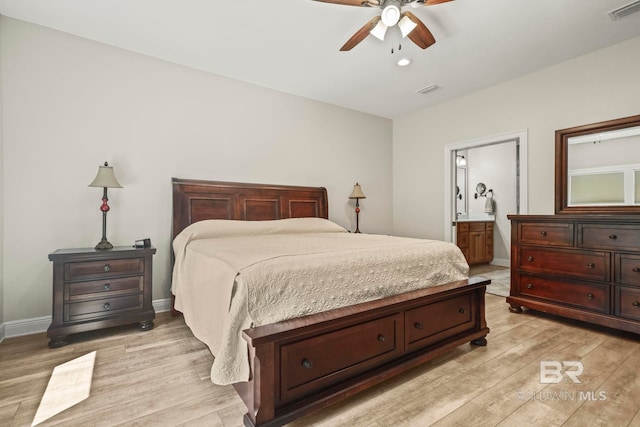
<box><xmin>65</xmin><ymin>258</ymin><xmax>144</xmax><ymax>281</ymax></box>
<box><xmin>65</xmin><ymin>277</ymin><xmax>143</xmax><ymax>301</ymax></box>
<box><xmin>65</xmin><ymin>295</ymin><xmax>143</xmax><ymax>322</ymax></box>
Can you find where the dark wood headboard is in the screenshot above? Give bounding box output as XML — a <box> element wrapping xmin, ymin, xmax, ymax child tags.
<box><xmin>172</xmin><ymin>178</ymin><xmax>329</xmax><ymax>239</ymax></box>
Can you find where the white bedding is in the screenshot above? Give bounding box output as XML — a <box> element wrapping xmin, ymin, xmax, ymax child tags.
<box><xmin>172</xmin><ymin>218</ymin><xmax>469</xmax><ymax>385</ymax></box>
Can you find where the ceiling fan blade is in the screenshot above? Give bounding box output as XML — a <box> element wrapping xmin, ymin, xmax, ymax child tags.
<box><xmin>402</xmin><ymin>11</ymin><xmax>436</xmax><ymax>49</ymax></box>
<box><xmin>340</xmin><ymin>16</ymin><xmax>382</xmax><ymax>51</ymax></box>
<box><xmin>423</xmin><ymin>0</ymin><xmax>454</xmax><ymax>6</ymax></box>
<box><xmin>312</xmin><ymin>0</ymin><xmax>380</xmax><ymax>7</ymax></box>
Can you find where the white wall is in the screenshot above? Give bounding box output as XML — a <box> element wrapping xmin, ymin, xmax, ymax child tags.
<box><xmin>0</xmin><ymin>16</ymin><xmax>5</xmax><ymax>334</ymax></box>
<box><xmin>467</xmin><ymin>142</ymin><xmax>517</xmax><ymax>263</ymax></box>
<box><xmin>393</xmin><ymin>35</ymin><xmax>640</xmax><ymax>240</ymax></box>
<box><xmin>1</xmin><ymin>17</ymin><xmax>393</xmax><ymax>322</ymax></box>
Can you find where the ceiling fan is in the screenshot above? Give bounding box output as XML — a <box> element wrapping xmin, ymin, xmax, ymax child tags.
<box><xmin>314</xmin><ymin>0</ymin><xmax>453</xmax><ymax>51</ymax></box>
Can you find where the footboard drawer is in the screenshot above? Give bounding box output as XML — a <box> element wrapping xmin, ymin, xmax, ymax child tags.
<box><xmin>279</xmin><ymin>313</ymin><xmax>402</xmax><ymax>403</ymax></box>
<box><xmin>405</xmin><ymin>293</ymin><xmax>475</xmax><ymax>352</ymax></box>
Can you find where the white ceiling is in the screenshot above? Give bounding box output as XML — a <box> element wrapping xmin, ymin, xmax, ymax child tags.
<box><xmin>1</xmin><ymin>0</ymin><xmax>640</xmax><ymax>119</ymax></box>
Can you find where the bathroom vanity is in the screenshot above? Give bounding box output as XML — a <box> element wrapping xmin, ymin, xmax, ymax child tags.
<box><xmin>456</xmin><ymin>219</ymin><xmax>494</xmax><ymax>265</ymax></box>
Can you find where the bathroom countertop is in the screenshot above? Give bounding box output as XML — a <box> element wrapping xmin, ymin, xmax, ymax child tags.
<box><xmin>456</xmin><ymin>215</ymin><xmax>496</xmax><ymax>222</ymax></box>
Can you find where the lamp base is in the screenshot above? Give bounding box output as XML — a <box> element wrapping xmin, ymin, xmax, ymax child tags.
<box><xmin>95</xmin><ymin>239</ymin><xmax>113</xmax><ymax>250</ymax></box>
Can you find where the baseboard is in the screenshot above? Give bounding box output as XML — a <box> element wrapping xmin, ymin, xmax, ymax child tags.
<box><xmin>491</xmin><ymin>258</ymin><xmax>510</xmax><ymax>267</ymax></box>
<box><xmin>1</xmin><ymin>298</ymin><xmax>173</xmax><ymax>340</ymax></box>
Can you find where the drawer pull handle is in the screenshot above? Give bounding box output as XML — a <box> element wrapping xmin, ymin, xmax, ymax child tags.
<box><xmin>609</xmin><ymin>235</ymin><xmax>617</xmax><ymax>240</ymax></box>
<box><xmin>633</xmin><ymin>301</ymin><xmax>640</xmax><ymax>308</ymax></box>
<box><xmin>459</xmin><ymin>308</ymin><xmax>466</xmax><ymax>314</ymax></box>
<box><xmin>540</xmin><ymin>231</ymin><xmax>547</xmax><ymax>236</ymax></box>
<box><xmin>633</xmin><ymin>268</ymin><xmax>640</xmax><ymax>273</ymax></box>
<box><xmin>103</xmin><ymin>303</ymin><xmax>111</xmax><ymax>310</ymax></box>
<box><xmin>103</xmin><ymin>264</ymin><xmax>111</xmax><ymax>272</ymax></box>
<box><xmin>103</xmin><ymin>283</ymin><xmax>111</xmax><ymax>291</ymax></box>
<box><xmin>377</xmin><ymin>334</ymin><xmax>386</xmax><ymax>342</ymax></box>
<box><xmin>586</xmin><ymin>293</ymin><xmax>594</xmax><ymax>300</ymax></box>
<box><xmin>414</xmin><ymin>322</ymin><xmax>423</xmax><ymax>330</ymax></box>
<box><xmin>527</xmin><ymin>283</ymin><xmax>534</xmax><ymax>289</ymax></box>
<box><xmin>527</xmin><ymin>256</ymin><xmax>534</xmax><ymax>262</ymax></box>
<box><xmin>301</xmin><ymin>359</ymin><xmax>313</xmax><ymax>369</ymax></box>
<box><xmin>587</xmin><ymin>263</ymin><xmax>595</xmax><ymax>269</ymax></box>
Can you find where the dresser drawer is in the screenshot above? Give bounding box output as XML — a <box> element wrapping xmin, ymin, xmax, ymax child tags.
<box><xmin>519</xmin><ymin>223</ymin><xmax>573</xmax><ymax>247</ymax></box>
<box><xmin>615</xmin><ymin>254</ymin><xmax>640</xmax><ymax>287</ymax></box>
<box><xmin>519</xmin><ymin>247</ymin><xmax>608</xmax><ymax>281</ymax></box>
<box><xmin>405</xmin><ymin>293</ymin><xmax>474</xmax><ymax>352</ymax></box>
<box><xmin>616</xmin><ymin>286</ymin><xmax>640</xmax><ymax>321</ymax></box>
<box><xmin>518</xmin><ymin>273</ymin><xmax>607</xmax><ymax>313</ymax></box>
<box><xmin>65</xmin><ymin>277</ymin><xmax>143</xmax><ymax>301</ymax></box>
<box><xmin>579</xmin><ymin>224</ymin><xmax>640</xmax><ymax>251</ymax></box>
<box><xmin>65</xmin><ymin>294</ymin><xmax>143</xmax><ymax>322</ymax></box>
<box><xmin>64</xmin><ymin>258</ymin><xmax>144</xmax><ymax>281</ymax></box>
<box><xmin>280</xmin><ymin>313</ymin><xmax>402</xmax><ymax>403</ymax></box>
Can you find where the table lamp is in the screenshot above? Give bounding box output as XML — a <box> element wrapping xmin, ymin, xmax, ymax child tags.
<box><xmin>348</xmin><ymin>182</ymin><xmax>366</xmax><ymax>233</ymax></box>
<box><xmin>88</xmin><ymin>162</ymin><xmax>122</xmax><ymax>250</ymax></box>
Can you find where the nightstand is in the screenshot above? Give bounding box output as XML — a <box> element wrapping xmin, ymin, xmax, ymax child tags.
<box><xmin>47</xmin><ymin>246</ymin><xmax>156</xmax><ymax>348</ymax></box>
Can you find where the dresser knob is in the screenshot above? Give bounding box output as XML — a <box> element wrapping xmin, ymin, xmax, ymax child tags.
<box><xmin>103</xmin><ymin>303</ymin><xmax>111</xmax><ymax>310</ymax></box>
<box><xmin>633</xmin><ymin>268</ymin><xmax>640</xmax><ymax>273</ymax></box>
<box><xmin>609</xmin><ymin>235</ymin><xmax>617</xmax><ymax>240</ymax></box>
<box><xmin>527</xmin><ymin>256</ymin><xmax>534</xmax><ymax>262</ymax></box>
<box><xmin>378</xmin><ymin>334</ymin><xmax>386</xmax><ymax>342</ymax></box>
<box><xmin>633</xmin><ymin>301</ymin><xmax>640</xmax><ymax>308</ymax></box>
<box><xmin>587</xmin><ymin>263</ymin><xmax>595</xmax><ymax>269</ymax></box>
<box><xmin>527</xmin><ymin>283</ymin><xmax>534</xmax><ymax>289</ymax></box>
<box><xmin>414</xmin><ymin>322</ymin><xmax>423</xmax><ymax>329</ymax></box>
<box><xmin>459</xmin><ymin>308</ymin><xmax>466</xmax><ymax>314</ymax></box>
<box><xmin>540</xmin><ymin>231</ymin><xmax>547</xmax><ymax>236</ymax></box>
<box><xmin>103</xmin><ymin>283</ymin><xmax>111</xmax><ymax>291</ymax></box>
<box><xmin>103</xmin><ymin>264</ymin><xmax>111</xmax><ymax>272</ymax></box>
<box><xmin>586</xmin><ymin>293</ymin><xmax>594</xmax><ymax>300</ymax></box>
<box><xmin>301</xmin><ymin>359</ymin><xmax>313</xmax><ymax>369</ymax></box>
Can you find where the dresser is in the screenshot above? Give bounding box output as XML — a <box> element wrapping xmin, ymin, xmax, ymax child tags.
<box><xmin>47</xmin><ymin>246</ymin><xmax>156</xmax><ymax>348</ymax></box>
<box><xmin>507</xmin><ymin>215</ymin><xmax>640</xmax><ymax>334</ymax></box>
<box><xmin>456</xmin><ymin>221</ymin><xmax>494</xmax><ymax>265</ymax></box>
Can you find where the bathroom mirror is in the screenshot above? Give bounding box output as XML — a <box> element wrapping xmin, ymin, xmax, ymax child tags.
<box><xmin>555</xmin><ymin>114</ymin><xmax>640</xmax><ymax>214</ymax></box>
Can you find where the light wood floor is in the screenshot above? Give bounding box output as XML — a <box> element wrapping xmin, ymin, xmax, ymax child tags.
<box><xmin>2</xmin><ymin>293</ymin><xmax>640</xmax><ymax>427</ymax></box>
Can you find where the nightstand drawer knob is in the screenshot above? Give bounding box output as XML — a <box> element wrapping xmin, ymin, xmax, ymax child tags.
<box><xmin>459</xmin><ymin>308</ymin><xmax>466</xmax><ymax>314</ymax></box>
<box><xmin>633</xmin><ymin>267</ymin><xmax>640</xmax><ymax>273</ymax></box>
<box><xmin>103</xmin><ymin>264</ymin><xmax>111</xmax><ymax>272</ymax></box>
<box><xmin>527</xmin><ymin>256</ymin><xmax>534</xmax><ymax>262</ymax></box>
<box><xmin>103</xmin><ymin>283</ymin><xmax>111</xmax><ymax>291</ymax></box>
<box><xmin>414</xmin><ymin>322</ymin><xmax>423</xmax><ymax>329</ymax></box>
<box><xmin>609</xmin><ymin>234</ymin><xmax>617</xmax><ymax>240</ymax></box>
<box><xmin>587</xmin><ymin>263</ymin><xmax>595</xmax><ymax>269</ymax></box>
<box><xmin>527</xmin><ymin>283</ymin><xmax>534</xmax><ymax>289</ymax></box>
<box><xmin>540</xmin><ymin>231</ymin><xmax>547</xmax><ymax>236</ymax></box>
<box><xmin>301</xmin><ymin>359</ymin><xmax>313</xmax><ymax>369</ymax></box>
<box><xmin>103</xmin><ymin>303</ymin><xmax>111</xmax><ymax>310</ymax></box>
<box><xmin>377</xmin><ymin>334</ymin><xmax>386</xmax><ymax>342</ymax></box>
<box><xmin>633</xmin><ymin>301</ymin><xmax>640</xmax><ymax>308</ymax></box>
<box><xmin>586</xmin><ymin>293</ymin><xmax>594</xmax><ymax>300</ymax></box>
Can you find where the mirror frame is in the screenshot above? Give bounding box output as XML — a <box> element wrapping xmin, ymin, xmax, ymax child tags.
<box><xmin>555</xmin><ymin>113</ymin><xmax>640</xmax><ymax>214</ymax></box>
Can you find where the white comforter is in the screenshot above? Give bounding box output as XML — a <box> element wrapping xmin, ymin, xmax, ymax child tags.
<box><xmin>172</xmin><ymin>218</ymin><xmax>468</xmax><ymax>385</ymax></box>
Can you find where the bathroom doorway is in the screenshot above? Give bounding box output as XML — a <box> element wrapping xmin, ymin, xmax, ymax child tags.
<box><xmin>444</xmin><ymin>130</ymin><xmax>528</xmax><ymax>266</ymax></box>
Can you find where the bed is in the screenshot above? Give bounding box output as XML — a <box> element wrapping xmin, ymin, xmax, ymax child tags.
<box><xmin>171</xmin><ymin>178</ymin><xmax>490</xmax><ymax>427</ymax></box>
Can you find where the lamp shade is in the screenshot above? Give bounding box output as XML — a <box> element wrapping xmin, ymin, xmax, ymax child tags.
<box><xmin>349</xmin><ymin>183</ymin><xmax>366</xmax><ymax>199</ymax></box>
<box><xmin>88</xmin><ymin>162</ymin><xmax>122</xmax><ymax>188</ymax></box>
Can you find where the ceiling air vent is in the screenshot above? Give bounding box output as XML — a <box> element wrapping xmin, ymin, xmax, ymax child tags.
<box><xmin>416</xmin><ymin>84</ymin><xmax>439</xmax><ymax>95</ymax></box>
<box><xmin>608</xmin><ymin>0</ymin><xmax>640</xmax><ymax>21</ymax></box>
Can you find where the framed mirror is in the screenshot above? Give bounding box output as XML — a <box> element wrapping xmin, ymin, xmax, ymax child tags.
<box><xmin>555</xmin><ymin>114</ymin><xmax>640</xmax><ymax>214</ymax></box>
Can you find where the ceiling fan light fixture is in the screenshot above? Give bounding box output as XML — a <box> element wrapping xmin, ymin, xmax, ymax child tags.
<box><xmin>370</xmin><ymin>20</ymin><xmax>388</xmax><ymax>41</ymax></box>
<box><xmin>398</xmin><ymin>15</ymin><xmax>418</xmax><ymax>37</ymax></box>
<box><xmin>381</xmin><ymin>4</ymin><xmax>401</xmax><ymax>26</ymax></box>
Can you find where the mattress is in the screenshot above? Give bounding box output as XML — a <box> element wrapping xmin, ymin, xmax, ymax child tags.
<box><xmin>172</xmin><ymin>217</ymin><xmax>469</xmax><ymax>384</ymax></box>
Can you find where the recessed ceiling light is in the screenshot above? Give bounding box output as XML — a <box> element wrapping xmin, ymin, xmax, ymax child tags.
<box><xmin>397</xmin><ymin>57</ymin><xmax>412</xmax><ymax>67</ymax></box>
